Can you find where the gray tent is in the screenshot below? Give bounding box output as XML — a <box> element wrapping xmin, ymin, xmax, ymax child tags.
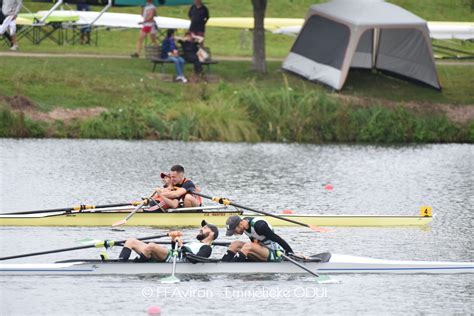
<box><xmin>282</xmin><ymin>0</ymin><xmax>441</xmax><ymax>90</ymax></box>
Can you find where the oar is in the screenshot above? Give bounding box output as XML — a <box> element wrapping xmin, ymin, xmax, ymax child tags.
<box><xmin>161</xmin><ymin>241</ymin><xmax>180</xmax><ymax>284</ymax></box>
<box><xmin>112</xmin><ymin>191</ymin><xmax>157</xmax><ymax>227</ymax></box>
<box><xmin>3</xmin><ymin>202</ymin><xmax>143</xmax><ymax>216</ymax></box>
<box><xmin>0</xmin><ymin>234</ymin><xmax>169</xmax><ymax>261</ymax></box>
<box><xmin>191</xmin><ymin>191</ymin><xmax>330</xmax><ymax>233</ymax></box>
<box><xmin>279</xmin><ymin>251</ymin><xmax>338</xmax><ymax>284</ymax></box>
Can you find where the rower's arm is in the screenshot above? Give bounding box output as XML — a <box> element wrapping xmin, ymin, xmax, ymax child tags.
<box><xmin>183</xmin><ymin>244</ymin><xmax>212</xmax><ymax>263</ymax></box>
<box><xmin>195</xmin><ymin>245</ymin><xmax>212</xmax><ymax>258</ymax></box>
<box><xmin>158</xmin><ymin>195</ymin><xmax>179</xmax><ymax>209</ymax></box>
<box><xmin>160</xmin><ymin>187</ymin><xmax>187</xmax><ymax>199</ymax></box>
<box><xmin>254</xmin><ymin>222</ymin><xmax>294</xmax><ymax>254</ymax></box>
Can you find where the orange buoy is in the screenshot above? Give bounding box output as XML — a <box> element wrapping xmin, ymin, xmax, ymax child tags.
<box><xmin>324</xmin><ymin>184</ymin><xmax>334</xmax><ymax>191</ymax></box>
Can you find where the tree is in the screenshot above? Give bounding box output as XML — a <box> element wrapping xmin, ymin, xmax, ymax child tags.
<box><xmin>251</xmin><ymin>0</ymin><xmax>267</xmax><ymax>74</ymax></box>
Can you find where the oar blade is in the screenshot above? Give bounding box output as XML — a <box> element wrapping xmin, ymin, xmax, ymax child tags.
<box><xmin>160</xmin><ymin>275</ymin><xmax>180</xmax><ymax>284</ymax></box>
<box><xmin>76</xmin><ymin>238</ymin><xmax>102</xmax><ymax>245</ymax></box>
<box><xmin>308</xmin><ymin>224</ymin><xmax>331</xmax><ymax>233</ymax></box>
<box><xmin>111</xmin><ymin>219</ymin><xmax>127</xmax><ymax>227</ymax></box>
<box><xmin>314</xmin><ymin>275</ymin><xmax>340</xmax><ymax>284</ymax></box>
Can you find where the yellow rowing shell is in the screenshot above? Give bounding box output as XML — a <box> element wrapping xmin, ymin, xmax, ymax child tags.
<box><xmin>0</xmin><ymin>211</ymin><xmax>432</xmax><ymax>227</ymax></box>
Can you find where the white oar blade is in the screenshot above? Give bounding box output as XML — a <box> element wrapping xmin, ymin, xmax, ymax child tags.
<box><xmin>314</xmin><ymin>275</ymin><xmax>340</xmax><ymax>284</ymax></box>
<box><xmin>76</xmin><ymin>238</ymin><xmax>102</xmax><ymax>245</ymax></box>
<box><xmin>160</xmin><ymin>276</ymin><xmax>180</xmax><ymax>284</ymax></box>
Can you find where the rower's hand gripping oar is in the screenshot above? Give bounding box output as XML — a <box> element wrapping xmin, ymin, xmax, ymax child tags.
<box><xmin>0</xmin><ymin>234</ymin><xmax>170</xmax><ymax>261</ymax></box>
<box><xmin>191</xmin><ymin>191</ymin><xmax>330</xmax><ymax>233</ymax></box>
<box><xmin>112</xmin><ymin>191</ymin><xmax>157</xmax><ymax>227</ymax></box>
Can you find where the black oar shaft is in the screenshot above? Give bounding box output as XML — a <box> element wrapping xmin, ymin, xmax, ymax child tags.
<box><xmin>0</xmin><ymin>234</ymin><xmax>169</xmax><ymax>261</ymax></box>
<box><xmin>4</xmin><ymin>202</ymin><xmax>141</xmax><ymax>215</ymax></box>
<box><xmin>147</xmin><ymin>241</ymin><xmax>231</xmax><ymax>247</ymax></box>
<box><xmin>281</xmin><ymin>253</ymin><xmax>320</xmax><ymax>277</ymax></box>
<box><xmin>192</xmin><ymin>192</ymin><xmax>310</xmax><ymax>228</ymax></box>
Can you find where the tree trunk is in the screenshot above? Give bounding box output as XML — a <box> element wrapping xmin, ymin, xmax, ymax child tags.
<box><xmin>251</xmin><ymin>0</ymin><xmax>267</xmax><ymax>74</ymax></box>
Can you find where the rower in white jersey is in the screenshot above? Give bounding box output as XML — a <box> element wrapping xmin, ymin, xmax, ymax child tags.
<box><xmin>118</xmin><ymin>220</ymin><xmax>218</xmax><ymax>263</ymax></box>
<box><xmin>222</xmin><ymin>215</ymin><xmax>294</xmax><ymax>262</ymax></box>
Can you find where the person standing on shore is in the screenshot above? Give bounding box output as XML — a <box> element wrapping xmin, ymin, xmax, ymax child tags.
<box><xmin>0</xmin><ymin>0</ymin><xmax>13</xmax><ymax>47</ymax></box>
<box><xmin>188</xmin><ymin>0</ymin><xmax>209</xmax><ymax>44</ymax></box>
<box><xmin>131</xmin><ymin>0</ymin><xmax>158</xmax><ymax>58</ymax></box>
<box><xmin>0</xmin><ymin>0</ymin><xmax>21</xmax><ymax>51</ymax></box>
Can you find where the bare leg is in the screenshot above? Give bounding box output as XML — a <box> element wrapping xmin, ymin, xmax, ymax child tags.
<box><xmin>10</xmin><ymin>34</ymin><xmax>17</xmax><ymax>47</ymax></box>
<box><xmin>123</xmin><ymin>238</ymin><xmax>169</xmax><ymax>261</ymax></box>
<box><xmin>135</xmin><ymin>31</ymin><xmax>147</xmax><ymax>56</ymax></box>
<box><xmin>222</xmin><ymin>240</ymin><xmax>245</xmax><ymax>261</ymax></box>
<box><xmin>143</xmin><ymin>243</ymin><xmax>170</xmax><ymax>261</ymax></box>
<box><xmin>240</xmin><ymin>242</ymin><xmax>270</xmax><ymax>261</ymax></box>
<box><xmin>228</xmin><ymin>241</ymin><xmax>245</xmax><ymax>252</ymax></box>
<box><xmin>183</xmin><ymin>194</ymin><xmax>200</xmax><ymax>207</ymax></box>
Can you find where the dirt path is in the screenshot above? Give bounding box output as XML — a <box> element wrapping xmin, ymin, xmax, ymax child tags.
<box><xmin>2</xmin><ymin>52</ymin><xmax>472</xmax><ymax>65</ymax></box>
<box><xmin>3</xmin><ymin>95</ymin><xmax>107</xmax><ymax>122</ymax></box>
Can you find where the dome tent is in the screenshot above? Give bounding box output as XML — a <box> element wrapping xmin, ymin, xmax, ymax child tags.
<box><xmin>282</xmin><ymin>0</ymin><xmax>441</xmax><ymax>90</ymax></box>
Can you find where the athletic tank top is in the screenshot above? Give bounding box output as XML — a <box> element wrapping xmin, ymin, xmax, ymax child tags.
<box><xmin>244</xmin><ymin>218</ymin><xmax>274</xmax><ymax>245</ymax></box>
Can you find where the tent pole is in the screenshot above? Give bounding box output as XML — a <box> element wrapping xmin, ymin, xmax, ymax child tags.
<box><xmin>372</xmin><ymin>27</ymin><xmax>380</xmax><ymax>70</ymax></box>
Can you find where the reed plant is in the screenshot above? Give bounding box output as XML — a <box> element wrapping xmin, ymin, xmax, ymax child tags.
<box><xmin>0</xmin><ymin>105</ymin><xmax>45</xmax><ymax>138</ymax></box>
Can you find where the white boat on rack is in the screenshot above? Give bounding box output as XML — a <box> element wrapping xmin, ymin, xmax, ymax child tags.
<box><xmin>1</xmin><ymin>254</ymin><xmax>472</xmax><ymax>275</ymax></box>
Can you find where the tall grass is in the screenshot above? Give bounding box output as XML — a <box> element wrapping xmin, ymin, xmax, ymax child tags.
<box><xmin>163</xmin><ymin>93</ymin><xmax>259</xmax><ymax>142</ymax></box>
<box><xmin>76</xmin><ymin>90</ymin><xmax>259</xmax><ymax>142</ymax></box>
<box><xmin>0</xmin><ymin>104</ymin><xmax>45</xmax><ymax>138</ymax></box>
<box><xmin>1</xmin><ymin>84</ymin><xmax>470</xmax><ymax>143</ymax></box>
<box><xmin>238</xmin><ymin>80</ymin><xmax>468</xmax><ymax>143</ymax></box>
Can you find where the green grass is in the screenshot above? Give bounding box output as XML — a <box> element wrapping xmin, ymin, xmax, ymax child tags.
<box><xmin>0</xmin><ymin>58</ymin><xmax>472</xmax><ymax>111</ymax></box>
<box><xmin>0</xmin><ymin>56</ymin><xmax>472</xmax><ymax>142</ymax></box>
<box><xmin>8</xmin><ymin>0</ymin><xmax>473</xmax><ymax>57</ymax></box>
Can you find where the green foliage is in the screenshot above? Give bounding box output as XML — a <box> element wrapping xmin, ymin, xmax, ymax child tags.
<box><xmin>164</xmin><ymin>92</ymin><xmax>259</xmax><ymax>142</ymax></box>
<box><xmin>238</xmin><ymin>83</ymin><xmax>468</xmax><ymax>143</ymax></box>
<box><xmin>0</xmin><ymin>105</ymin><xmax>45</xmax><ymax>138</ymax></box>
<box><xmin>79</xmin><ymin>107</ymin><xmax>150</xmax><ymax>139</ymax></box>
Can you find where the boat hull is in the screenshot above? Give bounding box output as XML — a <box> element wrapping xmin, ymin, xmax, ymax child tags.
<box><xmin>0</xmin><ymin>209</ymin><xmax>432</xmax><ymax>227</ymax></box>
<box><xmin>0</xmin><ymin>254</ymin><xmax>471</xmax><ymax>275</ymax></box>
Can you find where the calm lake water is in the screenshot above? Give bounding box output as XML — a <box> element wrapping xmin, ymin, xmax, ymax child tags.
<box><xmin>0</xmin><ymin>139</ymin><xmax>473</xmax><ymax>315</ymax></box>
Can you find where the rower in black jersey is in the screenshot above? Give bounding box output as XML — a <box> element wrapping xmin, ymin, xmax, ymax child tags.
<box><xmin>222</xmin><ymin>215</ymin><xmax>294</xmax><ymax>262</ymax></box>
<box><xmin>118</xmin><ymin>220</ymin><xmax>218</xmax><ymax>263</ymax></box>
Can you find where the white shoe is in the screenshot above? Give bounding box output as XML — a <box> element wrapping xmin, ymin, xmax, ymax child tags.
<box><xmin>176</xmin><ymin>76</ymin><xmax>187</xmax><ymax>83</ymax></box>
<box><xmin>10</xmin><ymin>45</ymin><xmax>18</xmax><ymax>51</ymax></box>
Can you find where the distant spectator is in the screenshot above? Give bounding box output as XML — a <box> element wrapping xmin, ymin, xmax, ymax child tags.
<box><xmin>0</xmin><ymin>0</ymin><xmax>22</xmax><ymax>51</ymax></box>
<box><xmin>131</xmin><ymin>0</ymin><xmax>158</xmax><ymax>58</ymax></box>
<box><xmin>188</xmin><ymin>0</ymin><xmax>209</xmax><ymax>39</ymax></box>
<box><xmin>177</xmin><ymin>31</ymin><xmax>203</xmax><ymax>76</ymax></box>
<box><xmin>0</xmin><ymin>0</ymin><xmax>13</xmax><ymax>47</ymax></box>
<box><xmin>76</xmin><ymin>2</ymin><xmax>91</xmax><ymax>45</ymax></box>
<box><xmin>161</xmin><ymin>29</ymin><xmax>187</xmax><ymax>83</ymax></box>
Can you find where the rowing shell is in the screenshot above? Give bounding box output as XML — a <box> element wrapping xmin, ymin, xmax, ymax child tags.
<box><xmin>0</xmin><ymin>206</ymin><xmax>433</xmax><ymax>227</ymax></box>
<box><xmin>0</xmin><ymin>254</ymin><xmax>471</xmax><ymax>275</ymax></box>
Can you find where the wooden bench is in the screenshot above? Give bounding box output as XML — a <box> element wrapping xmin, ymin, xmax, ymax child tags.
<box><xmin>145</xmin><ymin>45</ymin><xmax>219</xmax><ymax>74</ymax></box>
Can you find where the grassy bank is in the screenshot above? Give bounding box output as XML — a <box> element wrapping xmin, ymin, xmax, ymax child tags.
<box><xmin>1</xmin><ymin>57</ymin><xmax>473</xmax><ymax>143</ymax></box>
